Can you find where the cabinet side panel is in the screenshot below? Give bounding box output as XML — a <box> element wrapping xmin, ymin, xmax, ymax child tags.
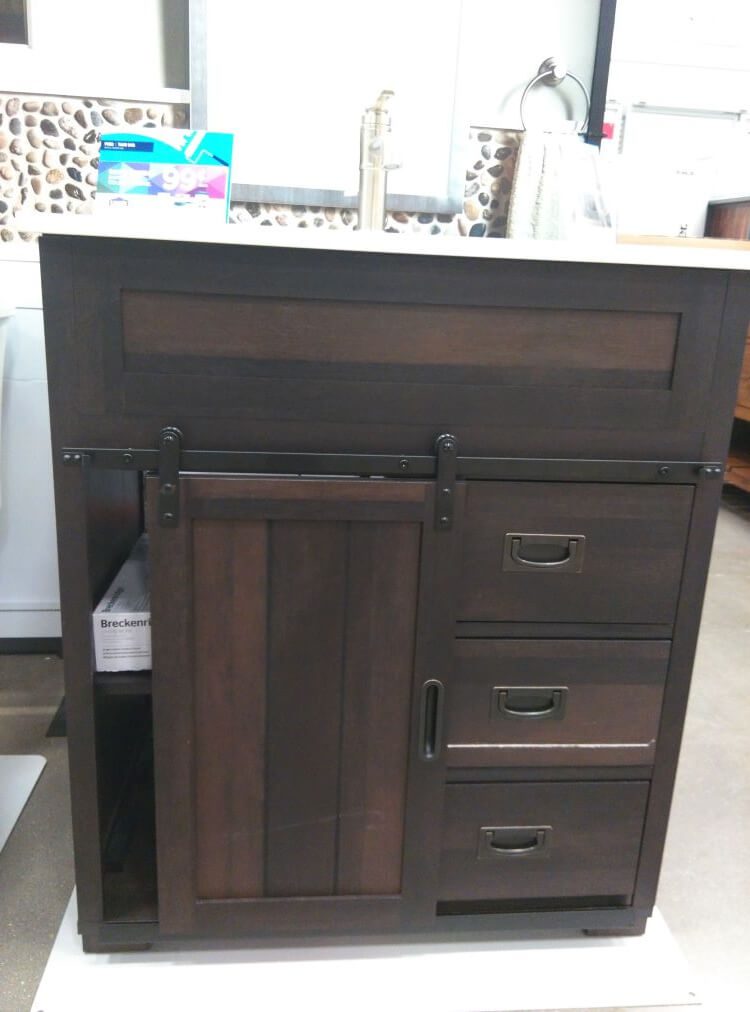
<box><xmin>264</xmin><ymin>521</ymin><xmax>349</xmax><ymax>897</ymax></box>
<box><xmin>193</xmin><ymin>520</ymin><xmax>268</xmax><ymax>900</ymax></box>
<box><xmin>336</xmin><ymin>522</ymin><xmax>420</xmax><ymax>895</ymax></box>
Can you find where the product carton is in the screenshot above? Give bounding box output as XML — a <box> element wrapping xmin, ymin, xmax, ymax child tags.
<box><xmin>92</xmin><ymin>535</ymin><xmax>151</xmax><ymax>672</ymax></box>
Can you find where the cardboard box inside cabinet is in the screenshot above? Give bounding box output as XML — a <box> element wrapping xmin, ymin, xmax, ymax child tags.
<box><xmin>92</xmin><ymin>535</ymin><xmax>151</xmax><ymax>672</ymax></box>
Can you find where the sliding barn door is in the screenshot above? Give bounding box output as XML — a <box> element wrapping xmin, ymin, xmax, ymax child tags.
<box><xmin>146</xmin><ymin>475</ymin><xmax>459</xmax><ymax>936</ymax></box>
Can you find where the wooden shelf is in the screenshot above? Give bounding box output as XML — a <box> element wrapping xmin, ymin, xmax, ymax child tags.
<box><xmin>95</xmin><ymin>672</ymin><xmax>152</xmax><ymax>696</ymax></box>
<box><xmin>102</xmin><ymin>774</ymin><xmax>158</xmax><ymax>924</ymax></box>
<box><xmin>726</xmin><ymin>450</ymin><xmax>750</xmax><ymax>494</ymax></box>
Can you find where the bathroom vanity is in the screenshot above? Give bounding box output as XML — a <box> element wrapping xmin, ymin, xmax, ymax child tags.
<box><xmin>37</xmin><ymin>219</ymin><xmax>750</xmax><ymax>951</ymax></box>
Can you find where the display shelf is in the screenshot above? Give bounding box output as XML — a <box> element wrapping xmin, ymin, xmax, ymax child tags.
<box><xmin>94</xmin><ymin>672</ymin><xmax>152</xmax><ymax>696</ymax></box>
<box><xmin>725</xmin><ymin>450</ymin><xmax>750</xmax><ymax>494</ymax></box>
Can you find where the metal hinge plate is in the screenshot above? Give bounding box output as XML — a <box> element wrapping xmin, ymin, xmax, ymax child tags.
<box><xmin>435</xmin><ymin>433</ymin><xmax>457</xmax><ymax>530</ymax></box>
<box><xmin>158</xmin><ymin>426</ymin><xmax>182</xmax><ymax>527</ymax></box>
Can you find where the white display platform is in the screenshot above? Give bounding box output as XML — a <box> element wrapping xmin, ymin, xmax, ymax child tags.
<box><xmin>31</xmin><ymin>892</ymin><xmax>700</xmax><ymax>1012</ymax></box>
<box><xmin>0</xmin><ymin>754</ymin><xmax>46</xmax><ymax>855</ymax></box>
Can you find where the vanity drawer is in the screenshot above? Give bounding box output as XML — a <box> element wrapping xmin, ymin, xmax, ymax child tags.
<box><xmin>438</xmin><ymin>781</ymin><xmax>649</xmax><ymax>905</ymax></box>
<box><xmin>446</xmin><ymin>639</ymin><xmax>668</xmax><ymax>767</ymax></box>
<box><xmin>459</xmin><ymin>482</ymin><xmax>693</xmax><ymax>626</ymax></box>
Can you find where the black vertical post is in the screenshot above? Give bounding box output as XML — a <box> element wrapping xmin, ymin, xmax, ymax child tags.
<box><xmin>586</xmin><ymin>0</ymin><xmax>618</xmax><ymax>146</ymax></box>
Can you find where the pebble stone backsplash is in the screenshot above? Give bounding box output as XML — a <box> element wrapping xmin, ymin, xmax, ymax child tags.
<box><xmin>0</xmin><ymin>92</ymin><xmax>520</xmax><ymax>242</ymax></box>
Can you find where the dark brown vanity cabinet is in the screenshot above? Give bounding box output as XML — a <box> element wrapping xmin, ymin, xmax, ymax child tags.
<box><xmin>39</xmin><ymin>232</ymin><xmax>750</xmax><ymax>951</ymax></box>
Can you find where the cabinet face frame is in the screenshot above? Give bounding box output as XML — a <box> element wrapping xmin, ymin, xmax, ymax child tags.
<box><xmin>146</xmin><ymin>473</ymin><xmax>464</xmax><ymax>936</ymax></box>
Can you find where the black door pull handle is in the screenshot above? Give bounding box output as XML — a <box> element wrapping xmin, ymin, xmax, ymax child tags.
<box><xmin>419</xmin><ymin>680</ymin><xmax>444</xmax><ymax>761</ymax></box>
<box><xmin>493</xmin><ymin>686</ymin><xmax>567</xmax><ymax>721</ymax></box>
<box><xmin>478</xmin><ymin>826</ymin><xmax>550</xmax><ymax>858</ymax></box>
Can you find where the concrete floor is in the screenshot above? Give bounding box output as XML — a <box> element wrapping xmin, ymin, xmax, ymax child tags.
<box><xmin>0</xmin><ymin>656</ymin><xmax>73</xmax><ymax>1012</ymax></box>
<box><xmin>0</xmin><ymin>497</ymin><xmax>748</xmax><ymax>1012</ymax></box>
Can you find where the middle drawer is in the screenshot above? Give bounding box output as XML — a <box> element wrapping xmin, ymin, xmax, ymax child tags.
<box><xmin>446</xmin><ymin>639</ymin><xmax>669</xmax><ymax>767</ymax></box>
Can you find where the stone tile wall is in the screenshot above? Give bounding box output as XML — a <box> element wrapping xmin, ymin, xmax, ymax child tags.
<box><xmin>0</xmin><ymin>94</ymin><xmax>188</xmax><ymax>242</ymax></box>
<box><xmin>0</xmin><ymin>92</ymin><xmax>520</xmax><ymax>243</ymax></box>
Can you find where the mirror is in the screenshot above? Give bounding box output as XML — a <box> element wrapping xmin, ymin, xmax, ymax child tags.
<box><xmin>190</xmin><ymin>0</ymin><xmax>615</xmax><ymax>213</ymax></box>
<box><xmin>191</xmin><ymin>0</ymin><xmax>467</xmax><ymax>212</ymax></box>
<box><xmin>0</xmin><ymin>0</ymin><xmax>28</xmax><ymax>45</ymax></box>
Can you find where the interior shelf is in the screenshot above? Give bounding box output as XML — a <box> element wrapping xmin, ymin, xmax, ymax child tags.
<box><xmin>726</xmin><ymin>450</ymin><xmax>750</xmax><ymax>493</ymax></box>
<box><xmin>95</xmin><ymin>671</ymin><xmax>152</xmax><ymax>696</ymax></box>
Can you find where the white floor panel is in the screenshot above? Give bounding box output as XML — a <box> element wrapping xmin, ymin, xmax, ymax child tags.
<box><xmin>31</xmin><ymin>892</ymin><xmax>699</xmax><ymax>1012</ymax></box>
<box><xmin>0</xmin><ymin>753</ymin><xmax>46</xmax><ymax>854</ymax></box>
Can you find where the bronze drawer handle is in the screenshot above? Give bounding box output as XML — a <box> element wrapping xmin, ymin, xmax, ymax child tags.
<box><xmin>479</xmin><ymin>826</ymin><xmax>550</xmax><ymax>858</ymax></box>
<box><xmin>494</xmin><ymin>686</ymin><xmax>567</xmax><ymax>721</ymax></box>
<box><xmin>503</xmin><ymin>533</ymin><xmax>585</xmax><ymax>572</ymax></box>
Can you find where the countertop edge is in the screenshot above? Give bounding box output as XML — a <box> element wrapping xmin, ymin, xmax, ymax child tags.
<box><xmin>13</xmin><ymin>213</ymin><xmax>750</xmax><ymax>272</ymax></box>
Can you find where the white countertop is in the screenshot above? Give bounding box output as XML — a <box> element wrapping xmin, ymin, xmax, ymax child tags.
<box><xmin>13</xmin><ymin>213</ymin><xmax>750</xmax><ymax>271</ymax></box>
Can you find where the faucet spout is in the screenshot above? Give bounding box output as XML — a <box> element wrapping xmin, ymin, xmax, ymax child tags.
<box><xmin>357</xmin><ymin>89</ymin><xmax>400</xmax><ymax>231</ymax></box>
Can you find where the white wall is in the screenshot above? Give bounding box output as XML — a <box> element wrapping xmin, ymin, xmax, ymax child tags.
<box><xmin>607</xmin><ymin>0</ymin><xmax>750</xmax><ymax>236</ymax></box>
<box><xmin>460</xmin><ymin>0</ymin><xmax>601</xmax><ymax>129</ymax></box>
<box><xmin>0</xmin><ymin>0</ymin><xmax>188</xmax><ymax>100</ymax></box>
<box><xmin>608</xmin><ymin>0</ymin><xmax>750</xmax><ymax>110</ymax></box>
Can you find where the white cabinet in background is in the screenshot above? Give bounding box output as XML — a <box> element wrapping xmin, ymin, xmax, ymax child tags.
<box><xmin>0</xmin><ymin>257</ymin><xmax>60</xmax><ymax>640</ymax></box>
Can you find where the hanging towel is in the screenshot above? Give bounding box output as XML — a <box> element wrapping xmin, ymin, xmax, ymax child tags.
<box><xmin>507</xmin><ymin>127</ymin><xmax>615</xmax><ymax>240</ymax></box>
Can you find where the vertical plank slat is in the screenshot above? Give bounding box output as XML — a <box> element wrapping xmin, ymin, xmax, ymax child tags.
<box><xmin>264</xmin><ymin>521</ymin><xmax>348</xmax><ymax>897</ymax></box>
<box><xmin>336</xmin><ymin>522</ymin><xmax>420</xmax><ymax>895</ymax></box>
<box><xmin>193</xmin><ymin>520</ymin><xmax>267</xmax><ymax>899</ymax></box>
<box><xmin>149</xmin><ymin>477</ymin><xmax>196</xmax><ymax>933</ymax></box>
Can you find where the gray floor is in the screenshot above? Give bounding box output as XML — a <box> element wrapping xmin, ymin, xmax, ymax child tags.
<box><xmin>0</xmin><ymin>656</ymin><xmax>73</xmax><ymax>1012</ymax></box>
<box><xmin>0</xmin><ymin>498</ymin><xmax>748</xmax><ymax>1012</ymax></box>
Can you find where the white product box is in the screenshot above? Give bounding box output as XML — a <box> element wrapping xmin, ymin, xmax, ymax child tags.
<box><xmin>92</xmin><ymin>535</ymin><xmax>151</xmax><ymax>672</ymax></box>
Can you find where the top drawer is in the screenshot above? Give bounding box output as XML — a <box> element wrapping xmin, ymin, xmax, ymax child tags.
<box><xmin>42</xmin><ymin>236</ymin><xmax>731</xmax><ymax>459</ymax></box>
<box><xmin>459</xmin><ymin>482</ymin><xmax>693</xmax><ymax>626</ymax></box>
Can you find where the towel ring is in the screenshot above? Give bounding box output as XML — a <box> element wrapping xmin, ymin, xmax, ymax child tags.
<box><xmin>519</xmin><ymin>57</ymin><xmax>590</xmax><ymax>133</ymax></box>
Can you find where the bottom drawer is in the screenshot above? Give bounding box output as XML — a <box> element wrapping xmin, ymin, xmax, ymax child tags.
<box><xmin>438</xmin><ymin>781</ymin><xmax>649</xmax><ymax>907</ymax></box>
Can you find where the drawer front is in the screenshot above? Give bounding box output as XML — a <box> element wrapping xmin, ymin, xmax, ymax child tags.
<box><xmin>446</xmin><ymin>640</ymin><xmax>669</xmax><ymax>767</ymax></box>
<box><xmin>438</xmin><ymin>782</ymin><xmax>649</xmax><ymax>904</ymax></box>
<box><xmin>45</xmin><ymin>236</ymin><xmax>729</xmax><ymax>461</ymax></box>
<box><xmin>459</xmin><ymin>482</ymin><xmax>693</xmax><ymax>625</ymax></box>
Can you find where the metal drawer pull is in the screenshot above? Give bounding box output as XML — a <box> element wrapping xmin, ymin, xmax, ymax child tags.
<box><xmin>479</xmin><ymin>826</ymin><xmax>550</xmax><ymax>858</ymax></box>
<box><xmin>494</xmin><ymin>686</ymin><xmax>567</xmax><ymax>721</ymax></box>
<box><xmin>503</xmin><ymin>533</ymin><xmax>585</xmax><ymax>572</ymax></box>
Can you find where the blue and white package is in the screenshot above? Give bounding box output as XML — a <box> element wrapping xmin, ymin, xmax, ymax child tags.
<box><xmin>96</xmin><ymin>129</ymin><xmax>234</xmax><ymax>223</ymax></box>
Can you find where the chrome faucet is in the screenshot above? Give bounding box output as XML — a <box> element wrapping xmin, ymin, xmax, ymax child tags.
<box><xmin>357</xmin><ymin>90</ymin><xmax>400</xmax><ymax>231</ymax></box>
